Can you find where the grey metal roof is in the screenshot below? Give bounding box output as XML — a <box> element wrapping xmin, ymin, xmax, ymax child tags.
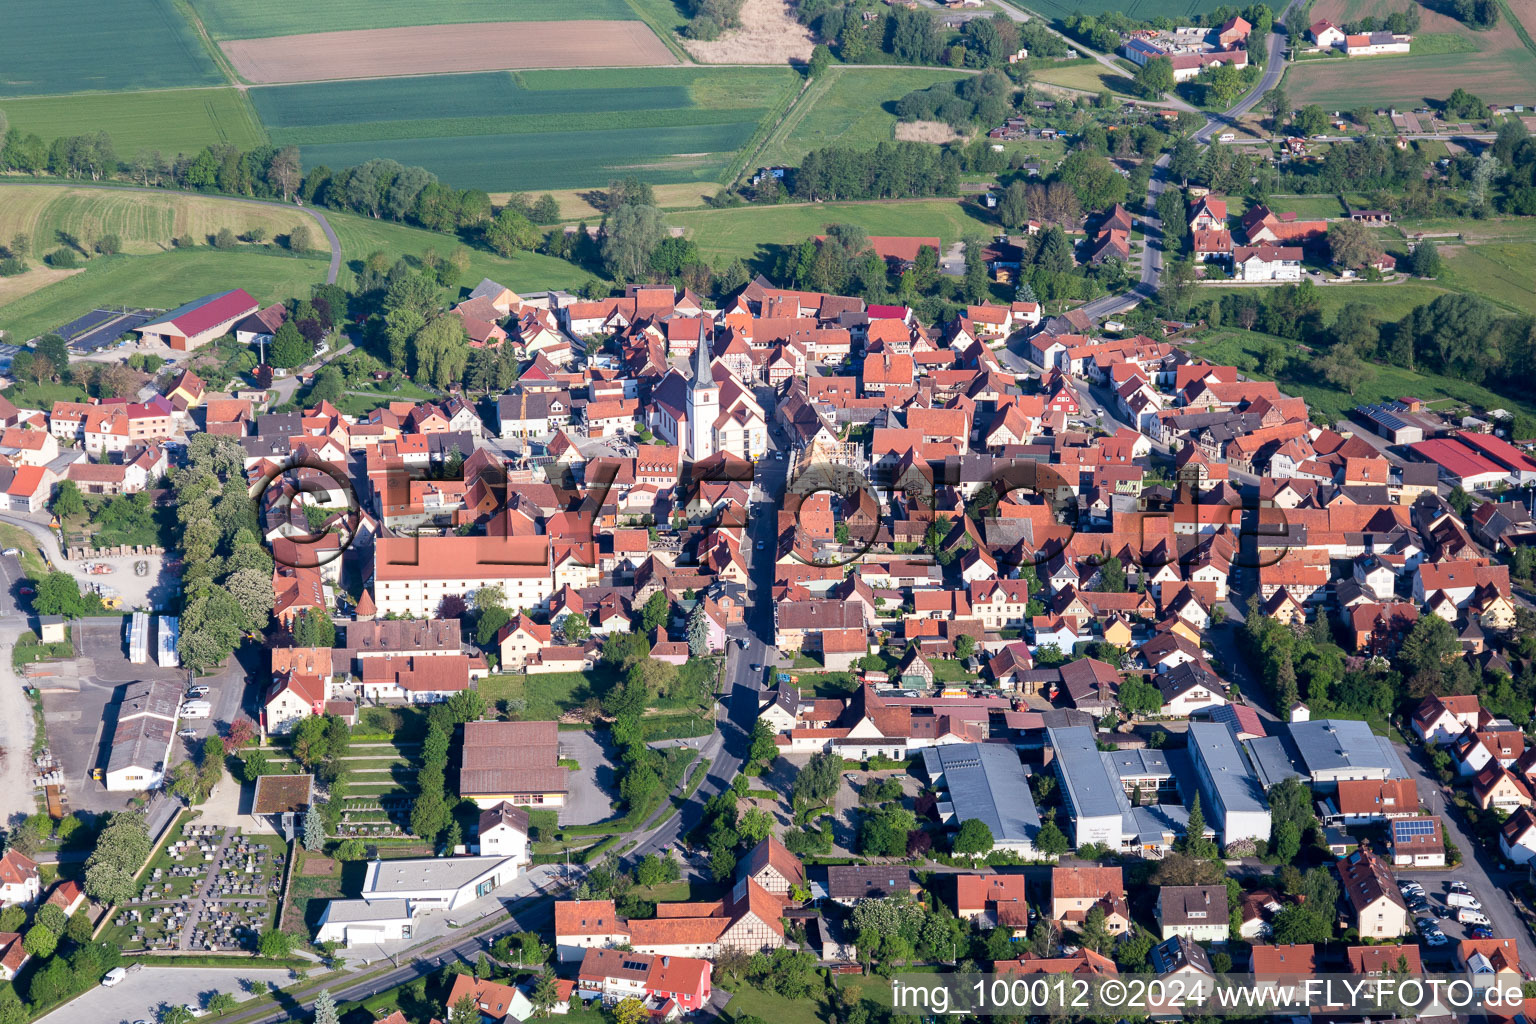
<box><xmin>1188</xmin><ymin>721</ymin><xmax>1268</xmax><ymax>814</ymax></box>
<box><xmin>1126</xmin><ymin>803</ymin><xmax>1192</xmax><ymax>845</ymax></box>
<box><xmin>322</xmin><ymin>898</ymin><xmax>412</xmax><ymax>923</ymax></box>
<box><xmin>920</xmin><ymin>742</ymin><xmax>1040</xmax><ymax>843</ymax></box>
<box><xmin>1244</xmin><ymin>735</ymin><xmax>1303</xmax><ymax>789</ymax></box>
<box><xmin>1104</xmin><ymin>747</ymin><xmax>1172</xmax><ymax>781</ymax></box>
<box><xmin>1289</xmin><ymin>719</ymin><xmax>1406</xmax><ymax>778</ymax></box>
<box><xmin>1046</xmin><ymin>726</ymin><xmax>1125</xmax><ymax>820</ymax></box>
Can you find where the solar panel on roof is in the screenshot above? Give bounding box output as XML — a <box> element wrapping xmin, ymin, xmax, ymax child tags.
<box><xmin>1393</xmin><ymin>819</ymin><xmax>1436</xmax><ymax>837</ymax></box>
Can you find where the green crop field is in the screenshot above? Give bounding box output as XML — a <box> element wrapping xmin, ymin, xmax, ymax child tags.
<box><xmin>1031</xmin><ymin>58</ymin><xmax>1138</xmax><ymax>95</ymax></box>
<box><xmin>0</xmin><ymin>88</ymin><xmax>266</xmax><ymax>156</ymax></box>
<box><xmin>187</xmin><ymin>0</ymin><xmax>639</xmax><ymax>38</ymax></box>
<box><xmin>1</xmin><ymin>0</ymin><xmax>225</xmax><ymax>97</ymax></box>
<box><xmin>249</xmin><ymin>67</ymin><xmax>799</xmax><ymax>191</ymax></box>
<box><xmin>672</xmin><ymin>199</ymin><xmax>994</xmax><ymax>263</ymax></box>
<box><xmin>0</xmin><ymin>248</ymin><xmax>330</xmax><ymax>345</ymax></box>
<box><xmin>1435</xmin><ymin>240</ymin><xmax>1536</xmax><ymax>316</ymax></box>
<box><xmin>757</xmin><ymin>67</ymin><xmax>972</xmax><ymax>170</ymax></box>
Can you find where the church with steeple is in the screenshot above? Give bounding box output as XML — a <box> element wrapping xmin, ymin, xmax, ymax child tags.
<box><xmin>645</xmin><ymin>334</ymin><xmax>769</xmax><ymax>465</ymax></box>
<box><xmin>685</xmin><ymin>331</ymin><xmax>719</xmax><ymax>462</ymax></box>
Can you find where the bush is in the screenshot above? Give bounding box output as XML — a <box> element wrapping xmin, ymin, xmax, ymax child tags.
<box><xmin>213</xmin><ymin>228</ymin><xmax>238</xmax><ymax>250</ymax></box>
<box><xmin>175</xmin><ymin>234</ymin><xmax>196</xmax><ymax>248</ymax></box>
<box><xmin>0</xmin><ymin>257</ymin><xmax>26</xmax><ymax>276</ymax></box>
<box><xmin>46</xmin><ymin>248</ymin><xmax>79</xmax><ymax>269</ymax></box>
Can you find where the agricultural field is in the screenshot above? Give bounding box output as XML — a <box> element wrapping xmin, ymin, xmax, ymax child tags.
<box><xmin>0</xmin><ymin>89</ymin><xmax>266</xmax><ymax>157</ymax></box>
<box><xmin>671</xmin><ymin>198</ymin><xmax>995</xmax><ymax>262</ymax></box>
<box><xmin>249</xmin><ymin>67</ymin><xmax>799</xmax><ymax>191</ymax></box>
<box><xmin>1289</xmin><ymin>0</ymin><xmax>1536</xmax><ymax>106</ymax></box>
<box><xmin>1433</xmin><ymin>239</ymin><xmax>1536</xmax><ymax>316</ymax></box>
<box><xmin>222</xmin><ymin>22</ymin><xmax>676</xmax><ymax>84</ymax></box>
<box><xmin>0</xmin><ymin>186</ymin><xmax>317</xmax><ymax>257</ymax></box>
<box><xmin>510</xmin><ymin>183</ymin><xmax>725</xmax><ymax>220</ymax></box>
<box><xmin>756</xmin><ymin>67</ymin><xmax>972</xmax><ymax>170</ymax></box>
<box><xmin>2</xmin><ymin>0</ymin><xmax>225</xmax><ymax>97</ymax></box>
<box><xmin>0</xmin><ymin>248</ymin><xmax>330</xmax><ymax>345</ymax></box>
<box><xmin>185</xmin><ymin>0</ymin><xmax>641</xmax><ymax>38</ymax></box>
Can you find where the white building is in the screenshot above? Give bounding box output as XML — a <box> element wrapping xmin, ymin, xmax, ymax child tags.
<box><xmin>371</xmin><ymin>536</ymin><xmax>555</xmax><ymax>618</ymax></box>
<box><xmin>1232</xmin><ymin>245</ymin><xmax>1303</xmax><ymax>282</ymax></box>
<box><xmin>105</xmin><ymin>679</ymin><xmax>181</xmax><ymax>792</ymax></box>
<box><xmin>1188</xmin><ymin>721</ymin><xmax>1272</xmax><ymax>847</ymax></box>
<box><xmin>315</xmin><ymin>899</ymin><xmax>416</xmax><ymax>947</ymax></box>
<box><xmin>477</xmin><ymin>802</ymin><xmax>531</xmax><ymax>865</ymax></box>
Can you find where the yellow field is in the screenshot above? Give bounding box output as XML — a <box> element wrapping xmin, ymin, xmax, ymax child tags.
<box><xmin>0</xmin><ymin>187</ymin><xmax>319</xmax><ymax>257</ymax></box>
<box><xmin>487</xmin><ymin>182</ymin><xmax>722</xmax><ymax>221</ymax></box>
<box><xmin>0</xmin><ymin>267</ymin><xmax>84</xmax><ymax>310</ymax></box>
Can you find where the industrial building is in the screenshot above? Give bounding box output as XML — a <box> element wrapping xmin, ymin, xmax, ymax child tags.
<box><xmin>1187</xmin><ymin>721</ymin><xmax>1272</xmax><ymax>847</ymax></box>
<box><xmin>920</xmin><ymin>742</ymin><xmax>1041</xmax><ymax>854</ymax></box>
<box><xmin>1047</xmin><ymin>726</ymin><xmax>1198</xmax><ymax>856</ymax></box>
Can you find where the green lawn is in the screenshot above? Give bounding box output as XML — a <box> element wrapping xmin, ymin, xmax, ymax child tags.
<box><xmin>1030</xmin><ymin>57</ymin><xmax>1138</xmax><ymax>96</ymax></box>
<box><xmin>757</xmin><ymin>66</ymin><xmax>972</xmax><ymax>169</ymax></box>
<box><xmin>672</xmin><ymin>199</ymin><xmax>993</xmax><ymax>264</ymax></box>
<box><xmin>1185</xmin><ymin>329</ymin><xmax>1536</xmax><ymax>423</ymax></box>
<box><xmin>1214</xmin><ymin>281</ymin><xmax>1451</xmax><ymax>323</ymax></box>
<box><xmin>0</xmin><ymin>88</ymin><xmax>266</xmax><ymax>155</ymax></box>
<box><xmin>0</xmin><ymin>247</ymin><xmax>330</xmax><ymax>345</ymax></box>
<box><xmin>324</xmin><ymin>203</ymin><xmax>600</xmax><ymax>293</ymax></box>
<box><xmin>1</xmin><ymin>381</ymin><xmax>89</xmax><ymax>410</ymax></box>
<box><xmin>188</xmin><ymin>0</ymin><xmax>639</xmax><ymax>37</ymax></box>
<box><xmin>479</xmin><ymin>668</ymin><xmax>619</xmax><ymax>720</ymax></box>
<box><xmin>2</xmin><ymin>0</ymin><xmax>226</xmax><ymax>97</ymax></box>
<box><xmin>1434</xmin><ymin>240</ymin><xmax>1536</xmax><ymax>316</ymax></box>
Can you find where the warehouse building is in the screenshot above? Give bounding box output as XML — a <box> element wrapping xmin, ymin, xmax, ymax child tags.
<box><xmin>1187</xmin><ymin>721</ymin><xmax>1271</xmax><ymax>847</ymax></box>
<box><xmin>920</xmin><ymin>742</ymin><xmax>1041</xmax><ymax>854</ymax></box>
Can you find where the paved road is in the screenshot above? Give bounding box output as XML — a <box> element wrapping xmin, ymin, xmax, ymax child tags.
<box><xmin>0</xmin><ymin>181</ymin><xmax>341</xmax><ymax>286</ymax></box>
<box><xmin>1077</xmin><ymin>0</ymin><xmax>1303</xmax><ymax>320</ymax></box>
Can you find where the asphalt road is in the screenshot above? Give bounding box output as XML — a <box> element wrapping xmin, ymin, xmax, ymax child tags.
<box><xmin>1081</xmin><ymin>0</ymin><xmax>1303</xmax><ymax>320</ymax></box>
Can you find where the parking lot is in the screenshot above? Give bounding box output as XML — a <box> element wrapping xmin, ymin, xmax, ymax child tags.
<box><xmin>37</xmin><ymin>619</ymin><xmax>248</xmax><ymax>813</ymax></box>
<box><xmin>35</xmin><ymin>965</ymin><xmax>296</xmax><ymax>1024</ymax></box>
<box><xmin>63</xmin><ymin>551</ymin><xmax>175</xmax><ymax>611</ymax></box>
<box><xmin>556</xmin><ymin>729</ymin><xmax>618</xmax><ymax>827</ymax></box>
<box><xmin>1395</xmin><ymin>872</ymin><xmax>1506</xmax><ymax>962</ymax></box>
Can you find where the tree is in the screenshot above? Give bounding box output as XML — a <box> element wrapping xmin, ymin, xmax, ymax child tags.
<box><xmin>485</xmin><ymin>206</ymin><xmax>541</xmax><ymax>256</ymax></box>
<box><xmin>1318</xmin><ymin>345</ymin><xmax>1374</xmax><ymax>396</ymax></box>
<box><xmin>1293</xmin><ymin>104</ymin><xmax>1330</xmax><ymax>137</ymax></box>
<box><xmin>258</xmin><ymin>929</ymin><xmax>295</xmax><ymax>958</ymax></box>
<box><xmin>160</xmin><ymin>1007</ymin><xmax>195</xmax><ymax>1024</ymax></box>
<box><xmin>953</xmin><ymin>633</ymin><xmax>976</xmax><ymax>661</ymax></box>
<box><xmin>32</xmin><ymin>571</ymin><xmax>88</xmax><ymax>617</ymax></box>
<box><xmin>1327</xmin><ymin>219</ymin><xmax>1383</xmax><ymax>271</ymax></box>
<box><xmin>602</xmin><ymin>204</ymin><xmax>667</xmax><ymax>282</ymax></box>
<box><xmin>1265</xmin><ymin>85</ymin><xmax>1289</xmax><ymax>123</ymax></box>
<box><xmin>312</xmin><ymin>987</ymin><xmax>340</xmax><ymax>1024</ymax></box>
<box><xmin>21</xmin><ymin>926</ymin><xmax>55</xmax><ymax>959</ymax></box>
<box><xmin>412</xmin><ymin>314</ymin><xmax>470</xmax><ymax>389</ymax></box>
<box><xmin>614</xmin><ymin>998</ymin><xmax>650</xmax><ymax>1024</ymax></box>
<box><xmin>270</xmin><ymin>321</ymin><xmax>311</xmax><ymax>369</ymax></box>
<box><xmin>740</xmin><ymin>807</ymin><xmax>773</xmax><ymax>844</ymax></box>
<box><xmin>51</xmin><ymin>479</ymin><xmax>84</xmax><ymax>521</ymax></box>
<box><xmin>807</xmin><ymin>43</ymin><xmax>832</xmax><ymax>78</ymax></box>
<box><xmin>293</xmin><ymin>607</ymin><xmax>336</xmax><ymax>648</ymax></box>
<box><xmin>289</xmin><ymin>223</ymin><xmax>313</xmax><ymax>253</ymax></box>
<box><xmin>1133</xmin><ymin>56</ymin><xmax>1175</xmax><ymax>98</ymax></box>
<box><xmin>1179</xmin><ymin>795</ymin><xmax>1217</xmax><ymax>858</ymax></box>
<box><xmin>451</xmin><ymin>995</ymin><xmax>481</xmax><ymax>1023</ymax></box>
<box><xmin>686</xmin><ymin>602</ymin><xmax>708</xmax><ymax>657</ymax></box>
<box><xmin>303</xmin><ymin>803</ymin><xmax>324</xmax><ymax>852</ymax></box>
<box><xmin>640</xmin><ymin>591</ymin><xmax>670</xmax><ymax>632</ymax></box>
<box><xmin>997</xmin><ymin>180</ymin><xmax>1030</xmax><ymax>231</ymax></box>
<box><xmin>1407</xmin><ymin>239</ymin><xmax>1442</xmax><ymax>278</ymax></box>
<box><xmin>206</xmin><ymin>993</ymin><xmax>238</xmax><ymax>1015</ymax></box>
<box><xmin>749</xmin><ymin>719</ymin><xmax>778</xmax><ymax>766</ymax></box>
<box><xmin>1118</xmin><ymin>678</ymin><xmax>1164</xmax><ymax>716</ymax></box>
<box><xmin>1035</xmin><ymin>816</ymin><xmax>1069</xmax><ymax>856</ymax></box>
<box><xmin>952</xmin><ymin>818</ymin><xmax>994</xmax><ymax>856</ymax></box>
<box><xmin>269</xmin><ymin>146</ymin><xmax>302</xmax><ymax>201</ymax></box>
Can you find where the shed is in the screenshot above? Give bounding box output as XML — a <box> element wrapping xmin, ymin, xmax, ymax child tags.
<box><xmin>36</xmin><ymin>616</ymin><xmax>65</xmax><ymax>644</ymax></box>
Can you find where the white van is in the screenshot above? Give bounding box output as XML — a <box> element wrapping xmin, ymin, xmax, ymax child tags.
<box><xmin>1456</xmin><ymin>909</ymin><xmax>1490</xmax><ymax>926</ymax></box>
<box><xmin>101</xmin><ymin>968</ymin><xmax>127</xmax><ymax>987</ymax></box>
<box><xmin>179</xmin><ymin>700</ymin><xmax>211</xmax><ymax>720</ymax></box>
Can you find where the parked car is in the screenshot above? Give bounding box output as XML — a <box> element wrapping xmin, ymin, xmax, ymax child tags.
<box><xmin>187</xmin><ymin>685</ymin><xmax>210</xmax><ymax>697</ymax></box>
<box><xmin>1</xmin><ymin>548</ymin><xmax>18</xmax><ymax>557</ymax></box>
<box><xmin>1447</xmin><ymin>893</ymin><xmax>1482</xmax><ymax>910</ymax></box>
<box><xmin>1457</xmin><ymin>909</ymin><xmax>1491</xmax><ymax>926</ymax></box>
<box><xmin>1450</xmin><ymin>881</ymin><xmax>1472</xmax><ymax>894</ymax></box>
<box><xmin>101</xmin><ymin>968</ymin><xmax>126</xmax><ymax>987</ymax></box>
<box><xmin>1471</xmin><ymin>926</ymin><xmax>1495</xmax><ymax>939</ymax></box>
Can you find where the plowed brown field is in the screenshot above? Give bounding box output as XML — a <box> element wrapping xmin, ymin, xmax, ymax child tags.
<box><xmin>223</xmin><ymin>21</ymin><xmax>676</xmax><ymax>83</ymax></box>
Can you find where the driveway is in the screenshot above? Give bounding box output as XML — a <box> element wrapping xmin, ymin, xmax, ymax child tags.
<box><xmin>35</xmin><ymin>966</ymin><xmax>298</xmax><ymax>1024</ymax></box>
<box><xmin>557</xmin><ymin>729</ymin><xmax>618</xmax><ymax>827</ymax></box>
